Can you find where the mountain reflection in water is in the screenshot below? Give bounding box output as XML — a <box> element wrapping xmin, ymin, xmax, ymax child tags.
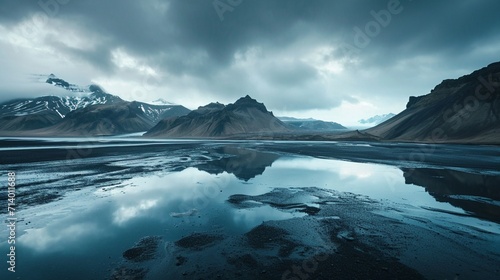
<box><xmin>195</xmin><ymin>146</ymin><xmax>499</xmax><ymax>224</ymax></box>
<box><xmin>403</xmin><ymin>168</ymin><xmax>500</xmax><ymax>223</ymax></box>
<box><xmin>195</xmin><ymin>146</ymin><xmax>280</xmax><ymax>181</ymax></box>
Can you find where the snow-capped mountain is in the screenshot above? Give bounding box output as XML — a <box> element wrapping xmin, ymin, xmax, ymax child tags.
<box><xmin>358</xmin><ymin>113</ymin><xmax>396</xmax><ymax>126</ymax></box>
<box><xmin>0</xmin><ymin>74</ymin><xmax>189</xmax><ymax>123</ymax></box>
<box><xmin>0</xmin><ymin>75</ymin><xmax>123</xmax><ymax>118</ymax></box>
<box><xmin>46</xmin><ymin>73</ymin><xmax>91</xmax><ymax>93</ymax></box>
<box><xmin>0</xmin><ymin>75</ymin><xmax>191</xmax><ymax>135</ymax></box>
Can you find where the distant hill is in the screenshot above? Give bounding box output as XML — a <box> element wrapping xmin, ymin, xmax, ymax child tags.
<box><xmin>278</xmin><ymin>116</ymin><xmax>316</xmax><ymax>122</ymax></box>
<box><xmin>366</xmin><ymin>62</ymin><xmax>500</xmax><ymax>144</ymax></box>
<box><xmin>145</xmin><ymin>95</ymin><xmax>290</xmax><ymax>138</ymax></box>
<box><xmin>278</xmin><ymin>117</ymin><xmax>347</xmax><ymax>131</ymax></box>
<box><xmin>358</xmin><ymin>113</ymin><xmax>395</xmax><ymax>126</ymax></box>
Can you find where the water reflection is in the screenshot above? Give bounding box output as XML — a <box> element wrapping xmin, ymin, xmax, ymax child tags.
<box><xmin>195</xmin><ymin>146</ymin><xmax>279</xmax><ymax>181</ymax></box>
<box><xmin>1</xmin><ymin>144</ymin><xmax>499</xmax><ymax>280</ymax></box>
<box><xmin>20</xmin><ymin>222</ymin><xmax>103</xmax><ymax>252</ymax></box>
<box><xmin>196</xmin><ymin>147</ymin><xmax>500</xmax><ymax>224</ymax></box>
<box><xmin>402</xmin><ymin>168</ymin><xmax>500</xmax><ymax>222</ymax></box>
<box><xmin>1</xmin><ymin>166</ymin><xmax>300</xmax><ymax>280</ymax></box>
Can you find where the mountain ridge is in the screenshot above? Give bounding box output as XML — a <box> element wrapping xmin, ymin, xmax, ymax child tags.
<box><xmin>365</xmin><ymin>62</ymin><xmax>500</xmax><ymax>144</ymax></box>
<box><xmin>145</xmin><ymin>95</ymin><xmax>290</xmax><ymax>138</ymax></box>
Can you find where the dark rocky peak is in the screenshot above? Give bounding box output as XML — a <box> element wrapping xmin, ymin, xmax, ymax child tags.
<box><xmin>199</xmin><ymin>102</ymin><xmax>225</xmax><ymax>110</ymax></box>
<box><xmin>406</xmin><ymin>95</ymin><xmax>424</xmax><ymax>109</ymax></box>
<box><xmin>432</xmin><ymin>61</ymin><xmax>500</xmax><ymax>92</ymax></box>
<box><xmin>190</xmin><ymin>102</ymin><xmax>225</xmax><ymax>116</ymax></box>
<box><xmin>234</xmin><ymin>95</ymin><xmax>257</xmax><ymax>105</ymax></box>
<box><xmin>408</xmin><ymin>61</ymin><xmax>500</xmax><ymax>109</ymax></box>
<box><xmin>88</xmin><ymin>85</ymin><xmax>123</xmax><ymax>103</ymax></box>
<box><xmin>89</xmin><ymin>84</ymin><xmax>105</xmax><ymax>94</ymax></box>
<box><xmin>227</xmin><ymin>95</ymin><xmax>268</xmax><ymax>112</ymax></box>
<box><xmin>46</xmin><ymin>75</ymin><xmax>71</xmax><ymax>88</ymax></box>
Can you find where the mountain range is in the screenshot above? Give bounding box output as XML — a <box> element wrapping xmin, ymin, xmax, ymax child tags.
<box><xmin>1</xmin><ymin>62</ymin><xmax>499</xmax><ymax>143</ymax></box>
<box><xmin>0</xmin><ymin>75</ymin><xmax>190</xmax><ymax>136</ymax></box>
<box><xmin>145</xmin><ymin>95</ymin><xmax>290</xmax><ymax>137</ymax></box>
<box><xmin>0</xmin><ymin>75</ymin><xmax>345</xmax><ymax>137</ymax></box>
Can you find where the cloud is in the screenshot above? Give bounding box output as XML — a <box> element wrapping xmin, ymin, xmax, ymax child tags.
<box><xmin>1</xmin><ymin>0</ymin><xmax>499</xmax><ymax>123</ymax></box>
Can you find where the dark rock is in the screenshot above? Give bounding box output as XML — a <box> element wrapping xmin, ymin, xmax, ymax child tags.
<box><xmin>174</xmin><ymin>233</ymin><xmax>223</xmax><ymax>250</ymax></box>
<box><xmin>123</xmin><ymin>236</ymin><xmax>162</xmax><ymax>262</ymax></box>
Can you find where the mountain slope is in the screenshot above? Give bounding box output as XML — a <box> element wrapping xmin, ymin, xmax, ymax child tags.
<box><xmin>145</xmin><ymin>95</ymin><xmax>289</xmax><ymax>138</ymax></box>
<box><xmin>34</xmin><ymin>101</ymin><xmax>155</xmax><ymax>136</ymax></box>
<box><xmin>0</xmin><ymin>111</ymin><xmax>61</xmax><ymax>131</ymax></box>
<box><xmin>129</xmin><ymin>101</ymin><xmax>191</xmax><ymax>124</ymax></box>
<box><xmin>366</xmin><ymin>62</ymin><xmax>500</xmax><ymax>144</ymax></box>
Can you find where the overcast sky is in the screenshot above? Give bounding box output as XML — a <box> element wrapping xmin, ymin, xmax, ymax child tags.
<box><xmin>1</xmin><ymin>0</ymin><xmax>499</xmax><ymax>125</ymax></box>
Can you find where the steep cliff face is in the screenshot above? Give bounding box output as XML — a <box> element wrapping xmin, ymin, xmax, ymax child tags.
<box><xmin>145</xmin><ymin>95</ymin><xmax>290</xmax><ymax>138</ymax></box>
<box><xmin>366</xmin><ymin>62</ymin><xmax>500</xmax><ymax>144</ymax></box>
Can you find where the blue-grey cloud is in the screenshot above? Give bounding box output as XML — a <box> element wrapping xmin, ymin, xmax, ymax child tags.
<box><xmin>0</xmin><ymin>0</ymin><xmax>499</xmax><ymax>118</ymax></box>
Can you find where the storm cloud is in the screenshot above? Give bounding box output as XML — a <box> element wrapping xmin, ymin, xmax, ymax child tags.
<box><xmin>1</xmin><ymin>0</ymin><xmax>499</xmax><ymax>125</ymax></box>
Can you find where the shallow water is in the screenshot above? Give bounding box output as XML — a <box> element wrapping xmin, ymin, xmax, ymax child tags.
<box><xmin>0</xmin><ymin>139</ymin><xmax>499</xmax><ymax>279</ymax></box>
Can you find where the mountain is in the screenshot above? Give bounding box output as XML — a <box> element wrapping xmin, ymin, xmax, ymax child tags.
<box><xmin>0</xmin><ymin>84</ymin><xmax>122</xmax><ymax>119</ymax></box>
<box><xmin>0</xmin><ymin>74</ymin><xmax>189</xmax><ymax>123</ymax></box>
<box><xmin>0</xmin><ymin>75</ymin><xmax>190</xmax><ymax>135</ymax></box>
<box><xmin>278</xmin><ymin>117</ymin><xmax>346</xmax><ymax>131</ymax></box>
<box><xmin>365</xmin><ymin>62</ymin><xmax>500</xmax><ymax>144</ymax></box>
<box><xmin>37</xmin><ymin>101</ymin><xmax>156</xmax><ymax>136</ymax></box>
<box><xmin>145</xmin><ymin>95</ymin><xmax>290</xmax><ymax>138</ymax></box>
<box><xmin>358</xmin><ymin>113</ymin><xmax>396</xmax><ymax>126</ymax></box>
